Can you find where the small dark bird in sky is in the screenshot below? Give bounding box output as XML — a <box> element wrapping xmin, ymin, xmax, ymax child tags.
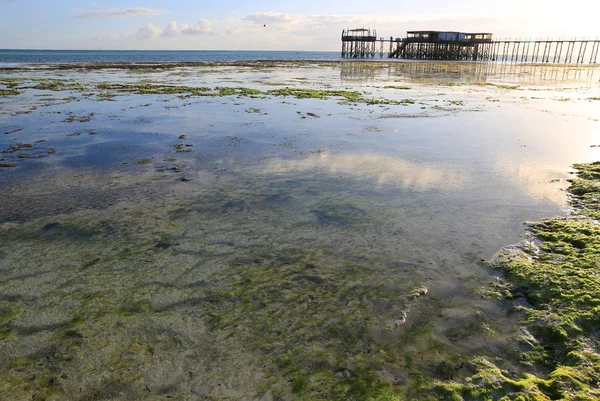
<box><xmin>263</xmin><ymin>24</ymin><xmax>266</xmax><ymax>27</ymax></box>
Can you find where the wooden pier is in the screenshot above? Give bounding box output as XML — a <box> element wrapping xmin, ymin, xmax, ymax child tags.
<box><xmin>341</xmin><ymin>28</ymin><xmax>377</xmax><ymax>58</ymax></box>
<box><xmin>342</xmin><ymin>29</ymin><xmax>600</xmax><ymax>64</ymax></box>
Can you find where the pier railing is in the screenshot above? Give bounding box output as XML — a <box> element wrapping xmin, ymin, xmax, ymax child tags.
<box><xmin>342</xmin><ymin>36</ymin><xmax>600</xmax><ymax>64</ymax></box>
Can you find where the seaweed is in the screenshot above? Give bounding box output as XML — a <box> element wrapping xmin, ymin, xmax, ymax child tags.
<box><xmin>435</xmin><ymin>162</ymin><xmax>600</xmax><ymax>399</ymax></box>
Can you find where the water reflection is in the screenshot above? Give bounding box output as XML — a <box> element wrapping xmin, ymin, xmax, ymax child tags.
<box><xmin>340</xmin><ymin>62</ymin><xmax>600</xmax><ymax>87</ymax></box>
<box><xmin>495</xmin><ymin>158</ymin><xmax>573</xmax><ymax>205</ymax></box>
<box><xmin>260</xmin><ymin>153</ymin><xmax>468</xmax><ymax>190</ymax></box>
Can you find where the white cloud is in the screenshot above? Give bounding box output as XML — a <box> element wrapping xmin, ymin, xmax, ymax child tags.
<box><xmin>136</xmin><ymin>24</ymin><xmax>162</xmax><ymax>40</ymax></box>
<box><xmin>70</xmin><ymin>4</ymin><xmax>170</xmax><ymax>19</ymax></box>
<box><xmin>181</xmin><ymin>20</ymin><xmax>214</xmax><ymax>35</ymax></box>
<box><xmin>135</xmin><ymin>20</ymin><xmax>215</xmax><ymax>40</ymax></box>
<box><xmin>163</xmin><ymin>22</ymin><xmax>180</xmax><ymax>37</ymax></box>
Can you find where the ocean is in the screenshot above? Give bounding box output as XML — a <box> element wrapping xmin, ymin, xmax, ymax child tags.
<box><xmin>0</xmin><ymin>49</ymin><xmax>342</xmax><ymax>64</ymax></box>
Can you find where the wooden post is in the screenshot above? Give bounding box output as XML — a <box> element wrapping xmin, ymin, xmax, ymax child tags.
<box><xmin>568</xmin><ymin>41</ymin><xmax>575</xmax><ymax>63</ymax></box>
<box><xmin>522</xmin><ymin>42</ymin><xmax>529</xmax><ymax>62</ymax></box>
<box><xmin>556</xmin><ymin>42</ymin><xmax>564</xmax><ymax>64</ymax></box>
<box><xmin>542</xmin><ymin>41</ymin><xmax>549</xmax><ymax>62</ymax></box>
<box><xmin>579</xmin><ymin>41</ymin><xmax>588</xmax><ymax>64</ymax></box>
<box><xmin>576</xmin><ymin>40</ymin><xmax>584</xmax><ymax>63</ymax></box>
<box><xmin>589</xmin><ymin>41</ymin><xmax>598</xmax><ymax>63</ymax></box>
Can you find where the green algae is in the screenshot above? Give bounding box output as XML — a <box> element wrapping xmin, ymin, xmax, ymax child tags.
<box><xmin>267</xmin><ymin>87</ymin><xmax>361</xmax><ymax>102</ymax></box>
<box><xmin>96</xmin><ymin>82</ymin><xmax>212</xmax><ymax>95</ymax></box>
<box><xmin>569</xmin><ymin>162</ymin><xmax>600</xmax><ymax>219</ymax></box>
<box><xmin>476</xmin><ymin>83</ymin><xmax>521</xmax><ymax>90</ymax></box>
<box><xmin>0</xmin><ymin>77</ymin><xmax>24</xmax><ymax>88</ymax></box>
<box><xmin>1</xmin><ymin>76</ymin><xmax>416</xmax><ymax>106</ymax></box>
<box><xmin>2</xmin><ymin>143</ymin><xmax>36</xmax><ymax>154</ymax></box>
<box><xmin>97</xmin><ymin>92</ymin><xmax>116</xmax><ymax>101</ymax></box>
<box><xmin>433</xmin><ymin>162</ymin><xmax>600</xmax><ymax>400</ymax></box>
<box><xmin>432</xmin><ymin>357</ymin><xmax>559</xmax><ymax>401</ymax></box>
<box><xmin>199</xmin><ymin>257</ymin><xmax>410</xmax><ymax>400</ymax></box>
<box><xmin>0</xmin><ymin>301</ymin><xmax>23</xmax><ymax>339</ymax></box>
<box><xmin>312</xmin><ymin>201</ymin><xmax>366</xmax><ymax>226</ymax></box>
<box><xmin>120</xmin><ymin>83</ymin><xmax>406</xmax><ymax>105</ymax></box>
<box><xmin>361</xmin><ymin>98</ymin><xmax>411</xmax><ymax>106</ymax></box>
<box><xmin>33</xmin><ymin>80</ymin><xmax>87</xmax><ymax>92</ymax></box>
<box><xmin>0</xmin><ymin>89</ymin><xmax>22</xmax><ymax>97</ymax></box>
<box><xmin>0</xmin><ymin>183</ymin><xmax>447</xmax><ymax>400</ymax></box>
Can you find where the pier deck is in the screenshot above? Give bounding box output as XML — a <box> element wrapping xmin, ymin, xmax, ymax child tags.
<box><xmin>342</xmin><ymin>29</ymin><xmax>600</xmax><ymax>64</ymax></box>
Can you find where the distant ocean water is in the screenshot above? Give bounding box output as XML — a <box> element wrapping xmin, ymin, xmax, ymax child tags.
<box><xmin>0</xmin><ymin>50</ymin><xmax>343</xmax><ymax>64</ymax></box>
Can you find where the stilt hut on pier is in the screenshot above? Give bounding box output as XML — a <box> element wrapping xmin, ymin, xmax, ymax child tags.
<box><xmin>341</xmin><ymin>28</ymin><xmax>377</xmax><ymax>58</ymax></box>
<box><xmin>391</xmin><ymin>31</ymin><xmax>494</xmax><ymax>60</ymax></box>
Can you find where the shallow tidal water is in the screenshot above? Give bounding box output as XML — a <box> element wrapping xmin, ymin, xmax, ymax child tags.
<box><xmin>0</xmin><ymin>62</ymin><xmax>599</xmax><ymax>400</ymax></box>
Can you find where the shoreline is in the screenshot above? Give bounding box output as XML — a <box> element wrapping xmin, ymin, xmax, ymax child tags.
<box><xmin>433</xmin><ymin>163</ymin><xmax>600</xmax><ymax>399</ymax></box>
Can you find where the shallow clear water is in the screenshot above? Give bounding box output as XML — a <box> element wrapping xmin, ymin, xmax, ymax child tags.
<box><xmin>0</xmin><ymin>62</ymin><xmax>599</xmax><ymax>399</ymax></box>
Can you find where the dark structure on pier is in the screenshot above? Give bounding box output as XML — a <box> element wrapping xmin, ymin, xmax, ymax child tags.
<box><xmin>341</xmin><ymin>29</ymin><xmax>600</xmax><ymax>64</ymax></box>
<box><xmin>341</xmin><ymin>28</ymin><xmax>377</xmax><ymax>58</ymax></box>
<box><xmin>391</xmin><ymin>30</ymin><xmax>493</xmax><ymax>60</ymax></box>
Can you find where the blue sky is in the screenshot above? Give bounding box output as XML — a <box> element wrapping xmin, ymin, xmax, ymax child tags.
<box><xmin>1</xmin><ymin>1</ymin><xmax>598</xmax><ymax>50</ymax></box>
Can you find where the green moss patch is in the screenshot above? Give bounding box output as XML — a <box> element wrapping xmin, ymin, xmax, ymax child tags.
<box><xmin>32</xmin><ymin>79</ymin><xmax>87</xmax><ymax>92</ymax></box>
<box><xmin>200</xmin><ymin>258</ymin><xmax>412</xmax><ymax>400</ymax></box>
<box><xmin>17</xmin><ymin>80</ymin><xmax>409</xmax><ymax>106</ymax></box>
<box><xmin>0</xmin><ymin>89</ymin><xmax>22</xmax><ymax>97</ymax></box>
<box><xmin>476</xmin><ymin>83</ymin><xmax>521</xmax><ymax>90</ymax></box>
<box><xmin>434</xmin><ymin>162</ymin><xmax>600</xmax><ymax>400</ymax></box>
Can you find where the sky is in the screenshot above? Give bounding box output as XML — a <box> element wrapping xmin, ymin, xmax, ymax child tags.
<box><xmin>0</xmin><ymin>0</ymin><xmax>599</xmax><ymax>50</ymax></box>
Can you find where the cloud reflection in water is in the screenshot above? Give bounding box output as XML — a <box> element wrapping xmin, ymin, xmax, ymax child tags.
<box><xmin>494</xmin><ymin>158</ymin><xmax>574</xmax><ymax>206</ymax></box>
<box><xmin>260</xmin><ymin>153</ymin><xmax>468</xmax><ymax>190</ymax></box>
